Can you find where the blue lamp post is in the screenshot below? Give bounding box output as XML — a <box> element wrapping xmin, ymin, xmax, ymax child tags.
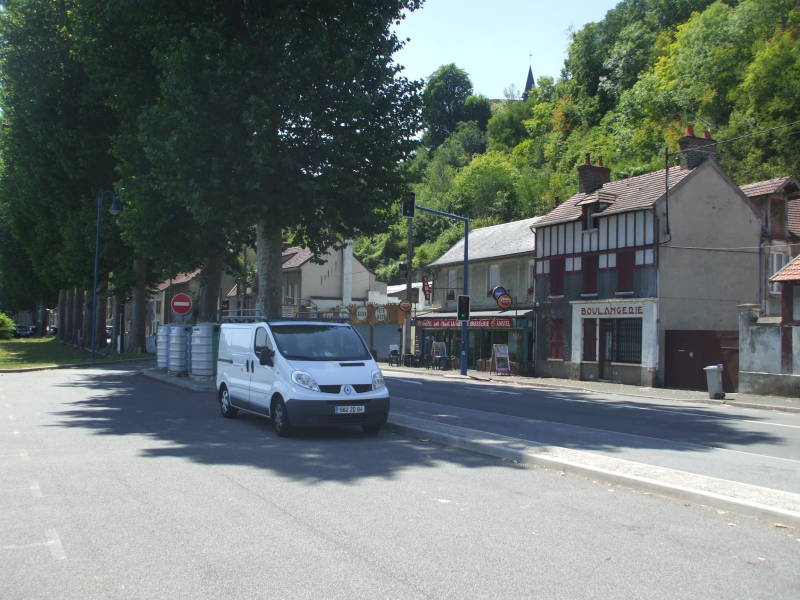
<box><xmin>90</xmin><ymin>190</ymin><xmax>120</xmax><ymax>362</ymax></box>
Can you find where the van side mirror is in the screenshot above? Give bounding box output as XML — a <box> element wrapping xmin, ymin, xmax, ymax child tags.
<box><xmin>258</xmin><ymin>348</ymin><xmax>275</xmax><ymax>366</ymax></box>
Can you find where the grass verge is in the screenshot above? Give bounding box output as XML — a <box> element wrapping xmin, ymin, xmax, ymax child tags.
<box><xmin>0</xmin><ymin>337</ymin><xmax>151</xmax><ymax>370</ymax></box>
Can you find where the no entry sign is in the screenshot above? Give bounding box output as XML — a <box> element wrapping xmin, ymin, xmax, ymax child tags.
<box><xmin>171</xmin><ymin>293</ymin><xmax>193</xmax><ymax>316</ymax></box>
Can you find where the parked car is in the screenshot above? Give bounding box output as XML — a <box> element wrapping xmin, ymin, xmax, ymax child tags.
<box><xmin>13</xmin><ymin>325</ymin><xmax>37</xmax><ymax>338</ymax></box>
<box><xmin>216</xmin><ymin>319</ymin><xmax>390</xmax><ymax>436</ymax></box>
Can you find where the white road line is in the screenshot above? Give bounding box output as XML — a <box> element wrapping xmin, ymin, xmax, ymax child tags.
<box><xmin>0</xmin><ymin>450</ymin><xmax>29</xmax><ymax>459</ymax></box>
<box><xmin>391</xmin><ymin>378</ymin><xmax>423</xmax><ymax>385</ymax></box>
<box><xmin>45</xmin><ymin>529</ymin><xmax>66</xmax><ymax>560</ymax></box>
<box><xmin>30</xmin><ymin>481</ymin><xmax>43</xmax><ymax>498</ymax></box>
<box><xmin>0</xmin><ymin>530</ymin><xmax>66</xmax><ymax>561</ymax></box>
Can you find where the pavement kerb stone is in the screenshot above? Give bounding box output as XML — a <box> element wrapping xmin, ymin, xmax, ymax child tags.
<box><xmin>387</xmin><ymin>413</ymin><xmax>800</xmax><ymax>529</ymax></box>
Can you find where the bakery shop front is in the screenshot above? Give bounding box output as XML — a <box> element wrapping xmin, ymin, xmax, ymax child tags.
<box><xmin>415</xmin><ymin>310</ymin><xmax>534</xmax><ymax>373</ymax></box>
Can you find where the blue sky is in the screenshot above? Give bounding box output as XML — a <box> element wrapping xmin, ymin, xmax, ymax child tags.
<box><xmin>393</xmin><ymin>0</ymin><xmax>621</xmax><ymax>99</ymax></box>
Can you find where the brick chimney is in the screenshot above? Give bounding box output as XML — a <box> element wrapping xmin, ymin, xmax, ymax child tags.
<box><xmin>678</xmin><ymin>126</ymin><xmax>717</xmax><ymax>169</ymax></box>
<box><xmin>577</xmin><ymin>153</ymin><xmax>611</xmax><ymax>194</ymax></box>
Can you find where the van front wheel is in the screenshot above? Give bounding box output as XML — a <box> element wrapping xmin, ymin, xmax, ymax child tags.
<box><xmin>272</xmin><ymin>399</ymin><xmax>292</xmax><ymax>437</ymax></box>
<box><xmin>219</xmin><ymin>386</ymin><xmax>238</xmax><ymax>418</ymax></box>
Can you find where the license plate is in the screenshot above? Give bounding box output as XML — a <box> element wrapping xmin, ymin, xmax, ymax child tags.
<box><xmin>335</xmin><ymin>405</ymin><xmax>365</xmax><ymax>414</ymax></box>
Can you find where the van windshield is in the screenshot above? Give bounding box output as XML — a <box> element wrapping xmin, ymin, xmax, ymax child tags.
<box><xmin>270</xmin><ymin>324</ymin><xmax>371</xmax><ymax>361</ymax></box>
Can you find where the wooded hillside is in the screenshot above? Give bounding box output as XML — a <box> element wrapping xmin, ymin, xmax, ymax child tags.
<box><xmin>358</xmin><ymin>0</ymin><xmax>800</xmax><ymax>283</ymax></box>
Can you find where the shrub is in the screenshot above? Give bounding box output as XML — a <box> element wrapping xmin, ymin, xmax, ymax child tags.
<box><xmin>0</xmin><ymin>313</ymin><xmax>15</xmax><ymax>340</ymax></box>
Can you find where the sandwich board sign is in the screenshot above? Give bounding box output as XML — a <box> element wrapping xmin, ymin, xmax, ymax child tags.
<box><xmin>492</xmin><ymin>344</ymin><xmax>510</xmax><ymax>375</ymax></box>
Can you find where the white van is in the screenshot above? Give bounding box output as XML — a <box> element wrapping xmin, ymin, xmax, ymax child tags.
<box><xmin>216</xmin><ymin>319</ymin><xmax>389</xmax><ymax>436</ymax></box>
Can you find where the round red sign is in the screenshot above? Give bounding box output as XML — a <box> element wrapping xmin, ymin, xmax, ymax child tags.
<box><xmin>399</xmin><ymin>299</ymin><xmax>413</xmax><ymax>312</ymax></box>
<box><xmin>171</xmin><ymin>293</ymin><xmax>193</xmax><ymax>315</ymax></box>
<box><xmin>497</xmin><ymin>294</ymin><xmax>513</xmax><ymax>309</ymax></box>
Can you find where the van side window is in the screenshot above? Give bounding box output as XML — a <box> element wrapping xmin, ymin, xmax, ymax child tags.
<box><xmin>254</xmin><ymin>327</ymin><xmax>272</xmax><ymax>353</ymax></box>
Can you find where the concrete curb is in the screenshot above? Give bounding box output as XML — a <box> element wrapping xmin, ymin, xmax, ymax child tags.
<box><xmin>387</xmin><ymin>413</ymin><xmax>800</xmax><ymax>529</ymax></box>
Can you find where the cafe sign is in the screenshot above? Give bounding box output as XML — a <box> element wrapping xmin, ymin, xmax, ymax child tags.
<box><xmin>416</xmin><ymin>317</ymin><xmax>514</xmax><ymax>329</ymax></box>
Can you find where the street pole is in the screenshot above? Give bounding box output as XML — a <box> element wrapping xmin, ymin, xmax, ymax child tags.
<box><xmin>90</xmin><ymin>191</ymin><xmax>120</xmax><ymax>362</ymax></box>
<box><xmin>404</xmin><ymin>214</ymin><xmax>413</xmax><ymax>360</ymax></box>
<box><xmin>90</xmin><ymin>194</ymin><xmax>103</xmax><ymax>362</ymax></box>
<box><xmin>413</xmin><ymin>204</ymin><xmax>470</xmax><ymax>376</ymax></box>
<box><xmin>461</xmin><ymin>219</ymin><xmax>469</xmax><ymax>375</ymax></box>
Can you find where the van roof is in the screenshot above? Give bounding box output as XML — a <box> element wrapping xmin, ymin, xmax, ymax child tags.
<box><xmin>221</xmin><ymin>319</ymin><xmax>351</xmax><ymax>327</ymax></box>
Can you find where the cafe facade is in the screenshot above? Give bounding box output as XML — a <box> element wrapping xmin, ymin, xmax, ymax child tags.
<box><xmin>423</xmin><ymin>217</ymin><xmax>541</xmax><ymax>373</ymax></box>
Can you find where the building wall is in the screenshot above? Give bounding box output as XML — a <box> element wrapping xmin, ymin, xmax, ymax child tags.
<box><xmin>299</xmin><ymin>247</ymin><xmax>378</xmax><ymax>304</ymax></box>
<box><xmin>432</xmin><ymin>254</ymin><xmax>535</xmax><ymax>312</ymax></box>
<box><xmin>738</xmin><ymin>304</ymin><xmax>800</xmax><ymax>395</ymax></box>
<box><xmin>658</xmin><ymin>163</ymin><xmax>761</xmax><ymax>333</ymax></box>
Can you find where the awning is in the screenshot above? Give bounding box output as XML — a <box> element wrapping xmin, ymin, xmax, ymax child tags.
<box><xmin>415</xmin><ymin>309</ymin><xmax>532</xmax><ymax>318</ymax></box>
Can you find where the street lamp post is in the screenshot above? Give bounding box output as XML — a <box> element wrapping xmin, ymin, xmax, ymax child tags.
<box><xmin>90</xmin><ymin>190</ymin><xmax>120</xmax><ymax>362</ymax></box>
<box><xmin>411</xmin><ymin>202</ymin><xmax>470</xmax><ymax>376</ymax></box>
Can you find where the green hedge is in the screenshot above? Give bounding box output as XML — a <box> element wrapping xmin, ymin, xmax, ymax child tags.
<box><xmin>0</xmin><ymin>313</ymin><xmax>15</xmax><ymax>340</ymax></box>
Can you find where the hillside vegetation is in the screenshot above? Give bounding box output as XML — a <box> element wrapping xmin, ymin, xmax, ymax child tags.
<box><xmin>358</xmin><ymin>0</ymin><xmax>800</xmax><ymax>283</ymax></box>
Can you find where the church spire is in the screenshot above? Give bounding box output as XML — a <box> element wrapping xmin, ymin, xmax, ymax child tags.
<box><xmin>522</xmin><ymin>64</ymin><xmax>534</xmax><ymax>101</ymax></box>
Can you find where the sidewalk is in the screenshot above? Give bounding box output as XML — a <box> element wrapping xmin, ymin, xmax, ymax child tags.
<box><xmin>139</xmin><ymin>366</ymin><xmax>800</xmax><ymax>528</ymax></box>
<box><xmin>380</xmin><ymin>363</ymin><xmax>800</xmax><ymax>413</ymax></box>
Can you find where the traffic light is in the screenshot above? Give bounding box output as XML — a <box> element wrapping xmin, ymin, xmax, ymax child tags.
<box><xmin>457</xmin><ymin>295</ymin><xmax>470</xmax><ymax>321</ymax></box>
<box><xmin>401</xmin><ymin>193</ymin><xmax>415</xmax><ymax>218</ymax></box>
<box><xmin>399</xmin><ymin>262</ymin><xmax>408</xmax><ymax>277</ymax></box>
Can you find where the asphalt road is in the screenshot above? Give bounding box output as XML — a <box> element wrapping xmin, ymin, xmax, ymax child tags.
<box><xmin>1</xmin><ymin>366</ymin><xmax>798</xmax><ymax>599</ymax></box>
<box><xmin>385</xmin><ymin>372</ymin><xmax>800</xmax><ymax>493</ymax></box>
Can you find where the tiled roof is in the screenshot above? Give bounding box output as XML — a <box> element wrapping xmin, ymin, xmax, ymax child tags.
<box><xmin>427</xmin><ymin>216</ymin><xmax>541</xmax><ymax>267</ymax></box>
<box><xmin>155</xmin><ymin>269</ymin><xmax>201</xmax><ymax>291</ymax></box>
<box><xmin>770</xmin><ymin>254</ymin><xmax>800</xmax><ymax>282</ymax></box>
<box><xmin>533</xmin><ymin>166</ymin><xmax>695</xmax><ymax>227</ymax></box>
<box><xmin>281</xmin><ymin>246</ymin><xmax>313</xmax><ymax>269</ymax></box>
<box><xmin>739</xmin><ymin>176</ymin><xmax>795</xmax><ymax>198</ymax></box>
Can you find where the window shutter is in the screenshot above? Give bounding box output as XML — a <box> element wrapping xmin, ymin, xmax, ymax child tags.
<box><xmin>550</xmin><ymin>257</ymin><xmax>565</xmax><ymax>296</ymax></box>
<box><xmin>583</xmin><ymin>254</ymin><xmax>598</xmax><ymax>293</ymax></box>
<box><xmin>617</xmin><ymin>250</ymin><xmax>634</xmax><ymax>292</ymax></box>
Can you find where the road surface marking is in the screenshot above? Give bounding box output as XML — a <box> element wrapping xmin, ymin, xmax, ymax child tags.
<box><xmin>391</xmin><ymin>378</ymin><xmax>423</xmax><ymax>385</ymax></box>
<box><xmin>45</xmin><ymin>529</ymin><xmax>66</xmax><ymax>560</ymax></box>
<box><xmin>0</xmin><ymin>530</ymin><xmax>66</xmax><ymax>560</ymax></box>
<box><xmin>30</xmin><ymin>481</ymin><xmax>43</xmax><ymax>498</ymax></box>
<box><xmin>0</xmin><ymin>450</ymin><xmax>29</xmax><ymax>459</ymax></box>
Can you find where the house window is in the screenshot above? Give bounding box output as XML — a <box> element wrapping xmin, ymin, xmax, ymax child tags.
<box><xmin>793</xmin><ymin>285</ymin><xmax>800</xmax><ymax>321</ymax></box>
<box><xmin>770</xmin><ymin>252</ymin><xmax>789</xmax><ymax>293</ymax></box>
<box><xmin>614</xmin><ymin>318</ymin><xmax>642</xmax><ymax>363</ymax></box>
<box><xmin>617</xmin><ymin>250</ymin><xmax>635</xmax><ymax>292</ymax></box>
<box><xmin>488</xmin><ymin>263</ymin><xmax>500</xmax><ymax>294</ymax></box>
<box><xmin>582</xmin><ymin>254</ymin><xmax>598</xmax><ymax>294</ymax></box>
<box><xmin>550</xmin><ymin>257</ymin><xmax>565</xmax><ymax>296</ymax></box>
<box><xmin>527</xmin><ymin>260</ymin><xmax>535</xmax><ymax>296</ymax></box>
<box><xmin>448</xmin><ymin>269</ymin><xmax>457</xmax><ymax>300</ymax></box>
<box><xmin>582</xmin><ymin>205</ymin><xmax>599</xmax><ymax>230</ymax></box>
<box><xmin>549</xmin><ymin>318</ymin><xmax>565</xmax><ymax>359</ymax></box>
<box><xmin>582</xmin><ymin>319</ymin><xmax>597</xmax><ymax>361</ymax></box>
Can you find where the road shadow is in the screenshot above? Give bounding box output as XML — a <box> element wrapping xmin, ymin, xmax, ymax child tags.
<box><xmin>48</xmin><ymin>367</ymin><xmax>504</xmax><ymax>484</ymax></box>
<box><xmin>386</xmin><ymin>376</ymin><xmax>785</xmax><ymax>454</ymax></box>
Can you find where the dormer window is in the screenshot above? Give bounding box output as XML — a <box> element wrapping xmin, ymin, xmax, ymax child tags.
<box><xmin>578</xmin><ymin>190</ymin><xmax>616</xmax><ymax>231</ymax></box>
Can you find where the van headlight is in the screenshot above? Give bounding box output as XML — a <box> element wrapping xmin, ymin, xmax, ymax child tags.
<box><xmin>371</xmin><ymin>370</ymin><xmax>386</xmax><ymax>391</ymax></box>
<box><xmin>292</xmin><ymin>370</ymin><xmax>320</xmax><ymax>392</ymax></box>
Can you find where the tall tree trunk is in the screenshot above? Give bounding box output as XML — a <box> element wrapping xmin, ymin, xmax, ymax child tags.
<box><xmin>72</xmin><ymin>289</ymin><xmax>83</xmax><ymax>346</ymax></box>
<box><xmin>57</xmin><ymin>289</ymin><xmax>66</xmax><ymax>341</ymax></box>
<box><xmin>198</xmin><ymin>256</ymin><xmax>224</xmax><ymax>322</ymax></box>
<box><xmin>256</xmin><ymin>220</ymin><xmax>283</xmax><ymax>319</ymax></box>
<box><xmin>126</xmin><ymin>254</ymin><xmax>147</xmax><ymax>353</ymax></box>
<box><xmin>65</xmin><ymin>288</ymin><xmax>74</xmax><ymax>343</ymax></box>
<box><xmin>81</xmin><ymin>291</ymin><xmax>91</xmax><ymax>348</ymax></box>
